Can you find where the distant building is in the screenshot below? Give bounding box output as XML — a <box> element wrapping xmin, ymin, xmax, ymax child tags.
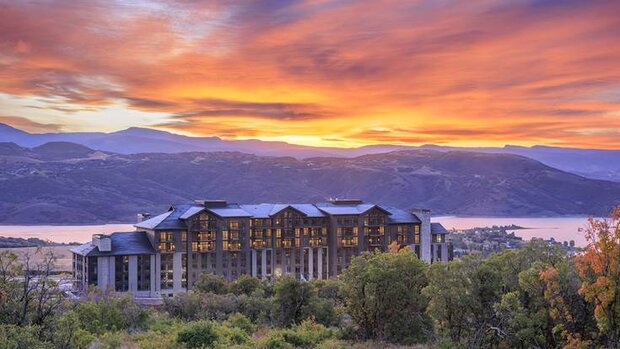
<box><xmin>71</xmin><ymin>199</ymin><xmax>450</xmax><ymax>297</ymax></box>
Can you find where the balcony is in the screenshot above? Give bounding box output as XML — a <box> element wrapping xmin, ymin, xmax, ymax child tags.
<box><xmin>251</xmin><ymin>239</ymin><xmax>270</xmax><ymax>249</ymax></box>
<box><xmin>192</xmin><ymin>241</ymin><xmax>215</xmax><ymax>252</ymax></box>
<box><xmin>224</xmin><ymin>241</ymin><xmax>241</xmax><ymax>251</ymax></box>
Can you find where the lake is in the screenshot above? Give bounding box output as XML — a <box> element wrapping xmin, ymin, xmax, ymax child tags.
<box><xmin>433</xmin><ymin>216</ymin><xmax>593</xmax><ymax>247</ymax></box>
<box><xmin>0</xmin><ymin>216</ymin><xmax>595</xmax><ymax>247</ymax></box>
<box><xmin>0</xmin><ymin>224</ymin><xmax>136</xmax><ymax>244</ymax></box>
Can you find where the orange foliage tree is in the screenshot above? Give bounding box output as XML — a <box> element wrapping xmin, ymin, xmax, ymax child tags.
<box><xmin>574</xmin><ymin>206</ymin><xmax>620</xmax><ymax>347</ymax></box>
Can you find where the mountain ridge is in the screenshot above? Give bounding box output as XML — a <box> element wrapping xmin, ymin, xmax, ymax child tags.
<box><xmin>0</xmin><ymin>141</ymin><xmax>618</xmax><ymax>224</ymax></box>
<box><xmin>2</xmin><ymin>123</ymin><xmax>620</xmax><ymax>181</ymax></box>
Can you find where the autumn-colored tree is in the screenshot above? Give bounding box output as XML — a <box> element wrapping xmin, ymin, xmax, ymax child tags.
<box><xmin>574</xmin><ymin>206</ymin><xmax>620</xmax><ymax>347</ymax></box>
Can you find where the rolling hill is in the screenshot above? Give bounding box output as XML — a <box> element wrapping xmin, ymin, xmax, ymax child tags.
<box><xmin>2</xmin><ymin>123</ymin><xmax>619</xmax><ymax>181</ymax></box>
<box><xmin>0</xmin><ymin>142</ymin><xmax>618</xmax><ymax>224</ymax></box>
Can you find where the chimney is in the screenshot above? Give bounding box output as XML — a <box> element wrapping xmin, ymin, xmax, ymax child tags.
<box><xmin>92</xmin><ymin>234</ymin><xmax>112</xmax><ymax>252</ymax></box>
<box><xmin>137</xmin><ymin>212</ymin><xmax>151</xmax><ymax>223</ymax></box>
<box><xmin>410</xmin><ymin>208</ymin><xmax>431</xmax><ymax>263</ymax></box>
<box><xmin>194</xmin><ymin>199</ymin><xmax>227</xmax><ymax>207</ymax></box>
<box><xmin>329</xmin><ymin>198</ymin><xmax>363</xmax><ymax>205</ymax></box>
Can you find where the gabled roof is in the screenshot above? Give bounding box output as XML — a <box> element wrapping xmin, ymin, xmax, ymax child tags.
<box><xmin>134</xmin><ymin>204</ymin><xmax>195</xmax><ymax>230</ymax></box>
<box><xmin>239</xmin><ymin>204</ymin><xmax>274</xmax><ymax>218</ymax></box>
<box><xmin>179</xmin><ymin>206</ymin><xmax>204</xmax><ymax>220</ymax></box>
<box><xmin>384</xmin><ymin>206</ymin><xmax>422</xmax><ymax>224</ymax></box>
<box><xmin>431</xmin><ymin>223</ymin><xmax>449</xmax><ymax>234</ymax></box>
<box><xmin>71</xmin><ymin>232</ymin><xmax>156</xmax><ymax>257</ymax></box>
<box><xmin>240</xmin><ymin>203</ymin><xmax>326</xmax><ymax>218</ymax></box>
<box><xmin>315</xmin><ymin>202</ymin><xmax>392</xmax><ymax>216</ymax></box>
<box><xmin>269</xmin><ymin>204</ymin><xmax>308</xmax><ymax>217</ymax></box>
<box><xmin>206</xmin><ymin>204</ymin><xmax>253</xmax><ymax>218</ymax></box>
<box><xmin>134</xmin><ymin>211</ymin><xmax>173</xmax><ymax>230</ymax></box>
<box><xmin>290</xmin><ymin>204</ymin><xmax>325</xmax><ymax>217</ymax></box>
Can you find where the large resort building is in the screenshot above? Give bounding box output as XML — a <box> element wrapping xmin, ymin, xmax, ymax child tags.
<box><xmin>71</xmin><ymin>199</ymin><xmax>450</xmax><ymax>298</ymax></box>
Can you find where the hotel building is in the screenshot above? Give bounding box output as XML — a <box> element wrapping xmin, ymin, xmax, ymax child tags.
<box><xmin>71</xmin><ymin>199</ymin><xmax>450</xmax><ymax>297</ymax></box>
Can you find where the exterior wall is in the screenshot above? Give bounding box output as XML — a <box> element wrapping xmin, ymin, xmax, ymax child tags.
<box><xmin>96</xmin><ymin>256</ymin><xmax>115</xmax><ymax>290</ymax></box>
<box><xmin>76</xmin><ymin>203</ymin><xmax>447</xmax><ymax>297</ymax></box>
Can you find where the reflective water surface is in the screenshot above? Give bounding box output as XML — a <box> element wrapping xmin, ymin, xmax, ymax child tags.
<box><xmin>0</xmin><ymin>217</ymin><xmax>595</xmax><ymax>247</ymax></box>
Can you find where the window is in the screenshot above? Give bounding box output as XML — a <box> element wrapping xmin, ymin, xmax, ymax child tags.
<box><xmin>137</xmin><ymin>255</ymin><xmax>151</xmax><ymax>291</ymax></box>
<box><xmin>115</xmin><ymin>256</ymin><xmax>129</xmax><ymax>292</ymax></box>
<box><xmin>182</xmin><ymin>253</ymin><xmax>187</xmax><ymax>288</ymax></box>
<box><xmin>223</xmin><ymin>220</ymin><xmax>242</xmax><ymax>251</ymax></box>
<box><xmin>414</xmin><ymin>225</ymin><xmax>420</xmax><ymax>244</ymax></box>
<box><xmin>192</xmin><ymin>231</ymin><xmax>216</xmax><ymax>252</ymax></box>
<box><xmin>87</xmin><ymin>257</ymin><xmax>98</xmax><ymax>286</ymax></box>
<box><xmin>337</xmin><ymin>226</ymin><xmax>358</xmax><ymax>247</ymax></box>
<box><xmin>159</xmin><ymin>232</ymin><xmax>175</xmax><ymax>252</ymax></box>
<box><xmin>160</xmin><ymin>253</ymin><xmax>174</xmax><ymax>290</ymax></box>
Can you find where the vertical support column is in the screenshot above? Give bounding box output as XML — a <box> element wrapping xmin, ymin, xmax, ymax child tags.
<box><xmin>298</xmin><ymin>249</ymin><xmax>304</xmax><ymax>280</ymax></box>
<box><xmin>150</xmin><ymin>254</ymin><xmax>157</xmax><ymax>297</ymax></box>
<box><xmin>251</xmin><ymin>250</ymin><xmax>257</xmax><ymax>277</ymax></box>
<box><xmin>261</xmin><ymin>249</ymin><xmax>267</xmax><ymax>278</ymax></box>
<box><xmin>154</xmin><ymin>254</ymin><xmax>161</xmax><ymax>296</ymax></box>
<box><xmin>108</xmin><ymin>257</ymin><xmax>115</xmax><ymax>289</ymax></box>
<box><xmin>173</xmin><ymin>252</ymin><xmax>182</xmax><ymax>293</ymax></box>
<box><xmin>97</xmin><ymin>257</ymin><xmax>109</xmax><ymax>290</ymax></box>
<box><xmin>308</xmin><ymin>248</ymin><xmax>314</xmax><ymax>280</ymax></box>
<box><xmin>317</xmin><ymin>247</ymin><xmax>323</xmax><ymax>279</ymax></box>
<box><xmin>128</xmin><ymin>255</ymin><xmax>138</xmax><ymax>293</ymax></box>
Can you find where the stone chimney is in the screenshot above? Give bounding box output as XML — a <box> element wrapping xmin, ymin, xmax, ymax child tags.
<box><xmin>92</xmin><ymin>234</ymin><xmax>112</xmax><ymax>252</ymax></box>
<box><xmin>194</xmin><ymin>199</ymin><xmax>227</xmax><ymax>207</ymax></box>
<box><xmin>410</xmin><ymin>208</ymin><xmax>431</xmax><ymax>263</ymax></box>
<box><xmin>137</xmin><ymin>212</ymin><xmax>151</xmax><ymax>223</ymax></box>
<box><xmin>329</xmin><ymin>198</ymin><xmax>363</xmax><ymax>205</ymax></box>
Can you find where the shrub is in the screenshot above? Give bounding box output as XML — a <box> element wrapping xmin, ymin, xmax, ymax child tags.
<box><xmin>73</xmin><ymin>290</ymin><xmax>151</xmax><ymax>335</ymax></box>
<box><xmin>273</xmin><ymin>277</ymin><xmax>315</xmax><ymax>327</ymax></box>
<box><xmin>194</xmin><ymin>273</ymin><xmax>229</xmax><ymax>294</ymax></box>
<box><xmin>258</xmin><ymin>331</ymin><xmax>292</xmax><ymax>349</ymax></box>
<box><xmin>164</xmin><ymin>292</ymin><xmax>239</xmax><ymax>321</ymax></box>
<box><xmin>231</xmin><ymin>275</ymin><xmax>261</xmax><ymax>296</ymax></box>
<box><xmin>226</xmin><ymin>313</ymin><xmax>255</xmax><ymax>334</ymax></box>
<box><xmin>177</xmin><ymin>321</ymin><xmax>219</xmax><ymax>349</ymax></box>
<box><xmin>0</xmin><ymin>324</ymin><xmax>52</xmax><ymax>349</ymax></box>
<box><xmin>237</xmin><ymin>291</ymin><xmax>273</xmax><ymax>325</ymax></box>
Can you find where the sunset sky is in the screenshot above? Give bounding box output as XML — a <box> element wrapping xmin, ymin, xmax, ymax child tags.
<box><xmin>1</xmin><ymin>0</ymin><xmax>619</xmax><ymax>148</ymax></box>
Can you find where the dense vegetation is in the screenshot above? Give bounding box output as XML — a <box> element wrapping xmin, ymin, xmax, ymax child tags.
<box><xmin>1</xmin><ymin>209</ymin><xmax>619</xmax><ymax>348</ymax></box>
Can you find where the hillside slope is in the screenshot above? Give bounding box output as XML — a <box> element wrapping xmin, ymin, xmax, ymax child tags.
<box><xmin>0</xmin><ymin>142</ymin><xmax>618</xmax><ymax>223</ymax></box>
<box><xmin>3</xmin><ymin>123</ymin><xmax>620</xmax><ymax>181</ymax></box>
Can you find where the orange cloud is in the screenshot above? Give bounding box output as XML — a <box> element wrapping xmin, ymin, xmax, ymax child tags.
<box><xmin>0</xmin><ymin>0</ymin><xmax>619</xmax><ymax>148</ymax></box>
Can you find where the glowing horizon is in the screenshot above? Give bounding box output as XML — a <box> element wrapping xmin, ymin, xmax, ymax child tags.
<box><xmin>1</xmin><ymin>1</ymin><xmax>620</xmax><ymax>150</ymax></box>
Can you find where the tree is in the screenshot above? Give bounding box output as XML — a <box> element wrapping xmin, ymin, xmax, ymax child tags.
<box><xmin>273</xmin><ymin>276</ymin><xmax>315</xmax><ymax>327</ymax></box>
<box><xmin>424</xmin><ymin>254</ymin><xmax>503</xmax><ymax>347</ymax></box>
<box><xmin>231</xmin><ymin>275</ymin><xmax>261</xmax><ymax>296</ymax></box>
<box><xmin>177</xmin><ymin>320</ymin><xmax>219</xmax><ymax>349</ymax></box>
<box><xmin>0</xmin><ymin>248</ymin><xmax>67</xmax><ymax>328</ymax></box>
<box><xmin>575</xmin><ymin>207</ymin><xmax>620</xmax><ymax>347</ymax></box>
<box><xmin>193</xmin><ymin>273</ymin><xmax>229</xmax><ymax>294</ymax></box>
<box><xmin>341</xmin><ymin>249</ymin><xmax>431</xmax><ymax>344</ymax></box>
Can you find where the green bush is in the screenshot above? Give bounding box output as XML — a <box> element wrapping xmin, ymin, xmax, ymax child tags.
<box><xmin>226</xmin><ymin>313</ymin><xmax>255</xmax><ymax>334</ymax></box>
<box><xmin>231</xmin><ymin>275</ymin><xmax>261</xmax><ymax>296</ymax></box>
<box><xmin>177</xmin><ymin>321</ymin><xmax>219</xmax><ymax>348</ymax></box>
<box><xmin>73</xmin><ymin>290</ymin><xmax>151</xmax><ymax>335</ymax></box>
<box><xmin>257</xmin><ymin>331</ymin><xmax>292</xmax><ymax>349</ymax></box>
<box><xmin>0</xmin><ymin>324</ymin><xmax>52</xmax><ymax>349</ymax></box>
<box><xmin>194</xmin><ymin>273</ymin><xmax>229</xmax><ymax>294</ymax></box>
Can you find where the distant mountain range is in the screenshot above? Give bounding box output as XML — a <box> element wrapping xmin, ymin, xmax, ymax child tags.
<box><xmin>2</xmin><ymin>123</ymin><xmax>620</xmax><ymax>181</ymax></box>
<box><xmin>0</xmin><ymin>141</ymin><xmax>619</xmax><ymax>224</ymax></box>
